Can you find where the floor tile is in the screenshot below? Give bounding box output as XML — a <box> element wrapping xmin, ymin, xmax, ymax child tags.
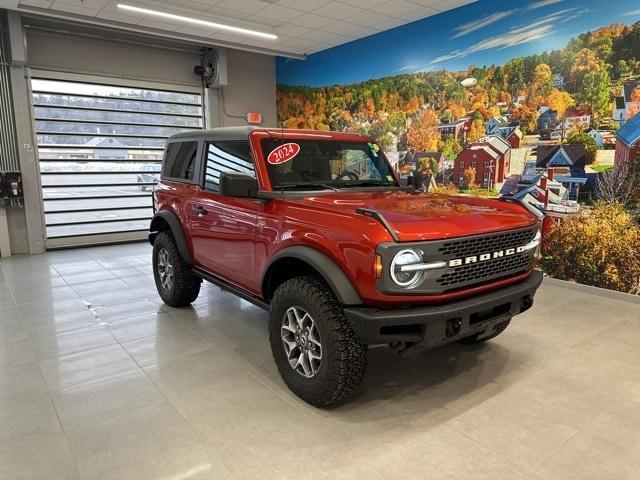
<box><xmin>50</xmin><ymin>370</ymin><xmax>166</xmax><ymax>432</ymax></box>
<box><xmin>65</xmin><ymin>401</ymin><xmax>217</xmax><ymax>480</ymax></box>
<box><xmin>38</xmin><ymin>344</ymin><xmax>140</xmax><ymax>390</ymax></box>
<box><xmin>0</xmin><ymin>433</ymin><xmax>78</xmax><ymax>480</ymax></box>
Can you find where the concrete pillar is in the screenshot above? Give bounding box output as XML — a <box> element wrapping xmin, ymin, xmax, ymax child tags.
<box><xmin>7</xmin><ymin>11</ymin><xmax>45</xmax><ymax>254</ymax></box>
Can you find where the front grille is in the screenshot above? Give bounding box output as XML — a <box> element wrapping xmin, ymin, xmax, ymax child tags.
<box><xmin>438</xmin><ymin>228</ymin><xmax>536</xmax><ymax>258</ymax></box>
<box><xmin>437</xmin><ymin>253</ymin><xmax>531</xmax><ymax>288</ymax></box>
<box><xmin>377</xmin><ymin>226</ymin><xmax>538</xmax><ymax>294</ymax></box>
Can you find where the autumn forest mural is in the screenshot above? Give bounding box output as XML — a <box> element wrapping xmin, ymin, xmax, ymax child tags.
<box><xmin>276</xmin><ymin>0</ymin><xmax>640</xmax><ymax>294</ymax></box>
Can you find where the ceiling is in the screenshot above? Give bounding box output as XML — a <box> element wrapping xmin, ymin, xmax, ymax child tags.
<box><xmin>9</xmin><ymin>0</ymin><xmax>476</xmax><ymax>57</ymax></box>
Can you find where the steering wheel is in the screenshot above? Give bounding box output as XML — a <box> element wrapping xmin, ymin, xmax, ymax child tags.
<box><xmin>335</xmin><ymin>170</ymin><xmax>360</xmax><ymax>182</ymax></box>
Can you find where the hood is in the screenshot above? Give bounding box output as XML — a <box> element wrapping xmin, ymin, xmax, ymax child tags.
<box><xmin>290</xmin><ymin>190</ymin><xmax>537</xmax><ymax>242</ymax></box>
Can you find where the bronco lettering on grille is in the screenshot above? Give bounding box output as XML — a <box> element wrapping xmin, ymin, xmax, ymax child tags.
<box><xmin>448</xmin><ymin>245</ymin><xmax>527</xmax><ymax>267</ymax></box>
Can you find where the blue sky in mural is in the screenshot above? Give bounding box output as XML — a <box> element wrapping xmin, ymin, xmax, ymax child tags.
<box><xmin>277</xmin><ymin>0</ymin><xmax>640</xmax><ymax>87</ymax></box>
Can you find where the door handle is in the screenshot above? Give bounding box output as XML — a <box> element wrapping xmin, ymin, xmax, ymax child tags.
<box><xmin>192</xmin><ymin>206</ymin><xmax>207</xmax><ymax>216</ymax></box>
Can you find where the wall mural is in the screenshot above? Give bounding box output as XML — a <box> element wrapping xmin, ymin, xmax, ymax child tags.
<box><xmin>276</xmin><ymin>0</ymin><xmax>640</xmax><ymax>295</ymax></box>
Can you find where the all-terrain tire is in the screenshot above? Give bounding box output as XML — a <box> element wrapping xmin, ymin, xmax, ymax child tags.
<box><xmin>458</xmin><ymin>319</ymin><xmax>511</xmax><ymax>345</ymax></box>
<box><xmin>152</xmin><ymin>231</ymin><xmax>201</xmax><ymax>307</ymax></box>
<box><xmin>269</xmin><ymin>276</ymin><xmax>368</xmax><ymax>407</ymax></box>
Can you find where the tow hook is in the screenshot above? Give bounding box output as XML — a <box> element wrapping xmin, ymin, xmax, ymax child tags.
<box><xmin>446</xmin><ymin>318</ymin><xmax>463</xmax><ymax>338</ymax></box>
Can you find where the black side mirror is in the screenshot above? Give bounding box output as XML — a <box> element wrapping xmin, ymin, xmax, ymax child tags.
<box><xmin>219</xmin><ymin>172</ymin><xmax>258</xmax><ymax>198</ymax></box>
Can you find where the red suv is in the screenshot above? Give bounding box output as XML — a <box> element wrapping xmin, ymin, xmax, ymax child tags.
<box><xmin>150</xmin><ymin>127</ymin><xmax>542</xmax><ymax>406</ymax></box>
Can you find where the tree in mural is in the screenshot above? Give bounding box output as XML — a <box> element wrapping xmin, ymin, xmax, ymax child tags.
<box><xmin>439</xmin><ymin>137</ymin><xmax>463</xmax><ymax>159</ymax></box>
<box><xmin>467</xmin><ymin>114</ymin><xmax>485</xmax><ymax>143</ymax></box>
<box><xmin>463</xmin><ymin>167</ymin><xmax>476</xmax><ymax>189</ymax></box>
<box><xmin>406</xmin><ymin>109</ymin><xmax>440</xmax><ymax>151</ymax></box>
<box><xmin>511</xmin><ymin>103</ymin><xmax>537</xmax><ymax>134</ymax></box>
<box><xmin>546</xmin><ymin>89</ymin><xmax>575</xmax><ymax>118</ymax></box>
<box><xmin>578</xmin><ymin>69</ymin><xmax>611</xmax><ymax>123</ymax></box>
<box><xmin>626</xmin><ymin>86</ymin><xmax>640</xmax><ymax>119</ymax></box>
<box><xmin>542</xmin><ymin>203</ymin><xmax>640</xmax><ymax>295</ymax></box>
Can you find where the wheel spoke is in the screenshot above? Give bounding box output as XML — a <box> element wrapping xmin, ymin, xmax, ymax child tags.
<box><xmin>281</xmin><ymin>337</ymin><xmax>297</xmax><ymax>356</ymax></box>
<box><xmin>299</xmin><ymin>353</ymin><xmax>312</xmax><ymax>377</ymax></box>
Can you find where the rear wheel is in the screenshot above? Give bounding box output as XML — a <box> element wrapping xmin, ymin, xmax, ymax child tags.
<box><xmin>269</xmin><ymin>276</ymin><xmax>368</xmax><ymax>407</ymax></box>
<box><xmin>458</xmin><ymin>319</ymin><xmax>511</xmax><ymax>345</ymax></box>
<box><xmin>152</xmin><ymin>231</ymin><xmax>201</xmax><ymax>307</ymax></box>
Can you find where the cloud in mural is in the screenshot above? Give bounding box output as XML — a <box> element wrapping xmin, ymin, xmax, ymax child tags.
<box><xmin>451</xmin><ymin>0</ymin><xmax>565</xmax><ymax>39</ymax></box>
<box><xmin>526</xmin><ymin>0</ymin><xmax>564</xmax><ymax>10</ymax></box>
<box><xmin>451</xmin><ymin>11</ymin><xmax>515</xmax><ymax>39</ymax></box>
<box><xmin>432</xmin><ymin>8</ymin><xmax>576</xmax><ymax>64</ymax></box>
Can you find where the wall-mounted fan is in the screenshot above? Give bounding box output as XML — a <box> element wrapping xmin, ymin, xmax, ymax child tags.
<box><xmin>194</xmin><ymin>48</ymin><xmax>228</xmax><ymax>88</ymax></box>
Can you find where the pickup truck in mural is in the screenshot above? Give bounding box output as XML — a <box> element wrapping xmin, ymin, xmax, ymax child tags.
<box><xmin>149</xmin><ymin>127</ymin><xmax>543</xmax><ymax>407</ymax></box>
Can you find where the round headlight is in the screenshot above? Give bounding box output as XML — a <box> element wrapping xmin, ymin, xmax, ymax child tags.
<box><xmin>390</xmin><ymin>249</ymin><xmax>425</xmax><ymax>289</ymax></box>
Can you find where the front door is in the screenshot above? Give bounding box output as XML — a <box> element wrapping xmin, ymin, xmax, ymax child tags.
<box><xmin>188</xmin><ymin>141</ymin><xmax>259</xmax><ymax>289</ymax></box>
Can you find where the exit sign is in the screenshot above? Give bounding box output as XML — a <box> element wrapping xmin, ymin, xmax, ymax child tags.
<box><xmin>246</xmin><ymin>112</ymin><xmax>262</xmax><ymax>124</ymax></box>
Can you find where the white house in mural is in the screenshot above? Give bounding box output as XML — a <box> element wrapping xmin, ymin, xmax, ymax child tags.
<box><xmin>563</xmin><ymin>107</ymin><xmax>592</xmax><ymax>130</ymax></box>
<box><xmin>485</xmin><ymin>116</ymin><xmax>508</xmax><ymax>135</ymax></box>
<box><xmin>614</xmin><ymin>96</ymin><xmax>627</xmax><ymax>122</ymax></box>
<box><xmin>552</xmin><ymin>74</ymin><xmax>565</xmax><ymax>89</ymax></box>
<box><xmin>586</xmin><ymin>128</ymin><xmax>604</xmax><ymax>148</ymax></box>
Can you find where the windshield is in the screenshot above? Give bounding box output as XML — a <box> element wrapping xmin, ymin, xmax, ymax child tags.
<box><xmin>262</xmin><ymin>139</ymin><xmax>398</xmax><ymax>190</ymax></box>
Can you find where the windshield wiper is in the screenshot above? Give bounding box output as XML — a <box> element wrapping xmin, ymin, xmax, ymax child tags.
<box><xmin>274</xmin><ymin>183</ymin><xmax>341</xmax><ymax>191</ymax></box>
<box><xmin>338</xmin><ymin>180</ymin><xmax>396</xmax><ymax>188</ymax></box>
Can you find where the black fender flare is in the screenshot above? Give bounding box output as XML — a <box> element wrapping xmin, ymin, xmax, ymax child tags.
<box><xmin>149</xmin><ymin>210</ymin><xmax>193</xmax><ymax>265</ymax></box>
<box><xmin>263</xmin><ymin>246</ymin><xmax>363</xmax><ymax>306</ymax></box>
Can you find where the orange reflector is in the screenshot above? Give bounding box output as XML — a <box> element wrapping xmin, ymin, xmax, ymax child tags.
<box><xmin>374</xmin><ymin>254</ymin><xmax>383</xmax><ymax>278</ymax></box>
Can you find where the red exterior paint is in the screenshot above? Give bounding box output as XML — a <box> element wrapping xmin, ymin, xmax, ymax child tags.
<box><xmin>154</xmin><ymin>128</ymin><xmax>537</xmax><ymax>308</ymax></box>
<box><xmin>504</xmin><ymin>132</ymin><xmax>521</xmax><ymax>148</ymax></box>
<box><xmin>614</xmin><ymin>140</ymin><xmax>640</xmax><ymax>168</ymax></box>
<box><xmin>453</xmin><ymin>146</ymin><xmax>505</xmax><ymax>187</ymax></box>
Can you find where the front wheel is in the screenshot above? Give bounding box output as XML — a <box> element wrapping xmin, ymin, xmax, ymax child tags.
<box><xmin>152</xmin><ymin>231</ymin><xmax>201</xmax><ymax>307</ymax></box>
<box><xmin>269</xmin><ymin>276</ymin><xmax>368</xmax><ymax>407</ymax></box>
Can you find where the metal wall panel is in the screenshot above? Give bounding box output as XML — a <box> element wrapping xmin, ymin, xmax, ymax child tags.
<box><xmin>0</xmin><ymin>11</ymin><xmax>20</xmax><ymax>172</ymax></box>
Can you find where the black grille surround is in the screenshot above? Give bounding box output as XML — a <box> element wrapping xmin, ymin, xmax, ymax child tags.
<box><xmin>438</xmin><ymin>228</ymin><xmax>535</xmax><ymax>258</ymax></box>
<box><xmin>376</xmin><ymin>225</ymin><xmax>538</xmax><ymax>295</ymax></box>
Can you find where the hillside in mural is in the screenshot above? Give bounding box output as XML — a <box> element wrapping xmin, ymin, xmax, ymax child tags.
<box><xmin>278</xmin><ymin>20</ymin><xmax>640</xmax><ymax>140</ymax></box>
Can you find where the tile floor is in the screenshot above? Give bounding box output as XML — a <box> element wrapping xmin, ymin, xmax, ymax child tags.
<box><xmin>1</xmin><ymin>243</ymin><xmax>639</xmax><ymax>480</ymax></box>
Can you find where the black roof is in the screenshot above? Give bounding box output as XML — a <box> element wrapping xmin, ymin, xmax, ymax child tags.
<box><xmin>167</xmin><ymin>127</ymin><xmax>373</xmax><ymax>143</ymax></box>
<box><xmin>168</xmin><ymin>126</ymin><xmax>260</xmax><ymax>142</ymax></box>
<box><xmin>615</xmin><ymin>96</ymin><xmax>626</xmax><ymax>110</ymax></box>
<box><xmin>536</xmin><ymin>144</ymin><xmax>586</xmax><ymax>169</ymax></box>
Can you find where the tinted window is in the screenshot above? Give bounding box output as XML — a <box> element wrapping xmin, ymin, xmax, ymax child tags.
<box><xmin>204</xmin><ymin>141</ymin><xmax>254</xmax><ymax>191</ymax></box>
<box><xmin>163</xmin><ymin>141</ymin><xmax>198</xmax><ymax>180</ymax></box>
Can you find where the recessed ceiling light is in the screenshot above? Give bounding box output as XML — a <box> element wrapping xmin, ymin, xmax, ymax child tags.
<box><xmin>117</xmin><ymin>4</ymin><xmax>278</xmax><ymax>40</ymax></box>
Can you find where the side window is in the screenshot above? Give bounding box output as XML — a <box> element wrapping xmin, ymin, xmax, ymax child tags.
<box><xmin>204</xmin><ymin>141</ymin><xmax>254</xmax><ymax>192</ymax></box>
<box><xmin>163</xmin><ymin>141</ymin><xmax>198</xmax><ymax>181</ymax></box>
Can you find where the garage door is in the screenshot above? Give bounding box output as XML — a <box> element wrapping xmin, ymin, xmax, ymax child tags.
<box><xmin>32</xmin><ymin>74</ymin><xmax>203</xmax><ymax>248</ymax></box>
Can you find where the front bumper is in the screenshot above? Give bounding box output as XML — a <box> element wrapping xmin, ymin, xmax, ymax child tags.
<box><xmin>344</xmin><ymin>270</ymin><xmax>543</xmax><ymax>351</ymax></box>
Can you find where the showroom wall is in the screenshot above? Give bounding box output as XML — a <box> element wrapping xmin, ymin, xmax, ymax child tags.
<box><xmin>3</xmin><ymin>11</ymin><xmax>276</xmax><ymax>254</ymax></box>
<box><xmin>276</xmin><ymin>0</ymin><xmax>640</xmax><ymax>295</ymax></box>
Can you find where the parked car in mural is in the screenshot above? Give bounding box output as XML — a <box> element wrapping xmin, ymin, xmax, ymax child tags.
<box><xmin>149</xmin><ymin>127</ymin><xmax>543</xmax><ymax>406</ymax></box>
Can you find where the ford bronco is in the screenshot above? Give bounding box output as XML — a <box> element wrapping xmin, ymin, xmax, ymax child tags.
<box><xmin>149</xmin><ymin>127</ymin><xmax>542</xmax><ymax>407</ymax></box>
